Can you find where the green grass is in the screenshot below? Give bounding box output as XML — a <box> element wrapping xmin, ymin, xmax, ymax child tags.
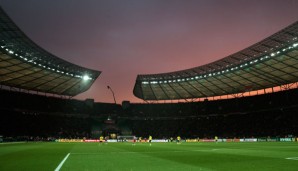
<box><xmin>1</xmin><ymin>142</ymin><xmax>298</xmax><ymax>171</ymax></box>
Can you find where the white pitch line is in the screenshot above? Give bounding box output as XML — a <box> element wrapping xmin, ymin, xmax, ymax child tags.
<box><xmin>285</xmin><ymin>157</ymin><xmax>298</xmax><ymax>160</ymax></box>
<box><xmin>0</xmin><ymin>142</ymin><xmax>26</xmax><ymax>145</ymax></box>
<box><xmin>54</xmin><ymin>153</ymin><xmax>70</xmax><ymax>171</ymax></box>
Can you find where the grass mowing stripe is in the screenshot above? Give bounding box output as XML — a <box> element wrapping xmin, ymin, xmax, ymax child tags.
<box><xmin>71</xmin><ymin>148</ymin><xmax>219</xmax><ymax>155</ymax></box>
<box><xmin>54</xmin><ymin>153</ymin><xmax>70</xmax><ymax>171</ymax></box>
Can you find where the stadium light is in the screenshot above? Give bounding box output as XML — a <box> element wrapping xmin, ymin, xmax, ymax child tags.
<box><xmin>83</xmin><ymin>75</ymin><xmax>91</xmax><ymax>81</ymax></box>
<box><xmin>140</xmin><ymin>41</ymin><xmax>298</xmax><ymax>85</ymax></box>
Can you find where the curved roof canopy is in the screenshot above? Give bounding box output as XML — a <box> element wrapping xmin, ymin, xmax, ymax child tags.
<box><xmin>0</xmin><ymin>7</ymin><xmax>101</xmax><ymax>96</ymax></box>
<box><xmin>134</xmin><ymin>21</ymin><xmax>298</xmax><ymax>100</ymax></box>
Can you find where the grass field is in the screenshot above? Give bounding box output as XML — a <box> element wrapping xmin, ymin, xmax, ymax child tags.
<box><xmin>0</xmin><ymin>142</ymin><xmax>298</xmax><ymax>171</ymax></box>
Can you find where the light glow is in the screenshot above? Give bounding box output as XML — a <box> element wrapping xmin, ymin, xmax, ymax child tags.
<box><xmin>83</xmin><ymin>75</ymin><xmax>91</xmax><ymax>81</ymax></box>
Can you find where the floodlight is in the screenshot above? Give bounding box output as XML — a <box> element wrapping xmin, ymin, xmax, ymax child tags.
<box><xmin>83</xmin><ymin>75</ymin><xmax>90</xmax><ymax>81</ymax></box>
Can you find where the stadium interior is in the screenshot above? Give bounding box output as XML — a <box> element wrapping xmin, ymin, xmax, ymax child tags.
<box><xmin>0</xmin><ymin>7</ymin><xmax>298</xmax><ymax>142</ymax></box>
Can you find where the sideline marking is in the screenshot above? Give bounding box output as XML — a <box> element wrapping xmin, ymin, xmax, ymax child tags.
<box><xmin>0</xmin><ymin>142</ymin><xmax>26</xmax><ymax>145</ymax></box>
<box><xmin>286</xmin><ymin>157</ymin><xmax>298</xmax><ymax>160</ymax></box>
<box><xmin>54</xmin><ymin>153</ymin><xmax>70</xmax><ymax>171</ymax></box>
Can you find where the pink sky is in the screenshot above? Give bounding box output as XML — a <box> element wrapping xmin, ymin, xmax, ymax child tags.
<box><xmin>1</xmin><ymin>0</ymin><xmax>298</xmax><ymax>103</ymax></box>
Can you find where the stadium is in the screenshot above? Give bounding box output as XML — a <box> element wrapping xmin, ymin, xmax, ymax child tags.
<box><xmin>1</xmin><ymin>3</ymin><xmax>298</xmax><ymax>171</ymax></box>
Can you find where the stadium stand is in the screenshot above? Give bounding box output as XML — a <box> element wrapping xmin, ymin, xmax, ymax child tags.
<box><xmin>1</xmin><ymin>87</ymin><xmax>297</xmax><ymax>140</ymax></box>
<box><xmin>0</xmin><ymin>6</ymin><xmax>297</xmax><ymax>142</ymax></box>
<box><xmin>0</xmin><ymin>89</ymin><xmax>122</xmax><ymax>140</ymax></box>
<box><xmin>0</xmin><ymin>7</ymin><xmax>108</xmax><ymax>141</ymax></box>
<box><xmin>133</xmin><ymin>21</ymin><xmax>298</xmax><ymax>100</ymax></box>
<box><xmin>0</xmin><ymin>7</ymin><xmax>101</xmax><ymax>96</ymax></box>
<box><xmin>123</xmin><ymin>88</ymin><xmax>298</xmax><ymax>139</ymax></box>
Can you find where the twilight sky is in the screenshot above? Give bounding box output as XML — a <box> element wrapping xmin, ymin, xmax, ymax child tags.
<box><xmin>1</xmin><ymin>0</ymin><xmax>298</xmax><ymax>103</ymax></box>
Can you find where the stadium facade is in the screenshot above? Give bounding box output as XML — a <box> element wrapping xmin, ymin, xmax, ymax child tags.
<box><xmin>133</xmin><ymin>21</ymin><xmax>298</xmax><ymax>101</ymax></box>
<box><xmin>0</xmin><ymin>7</ymin><xmax>101</xmax><ymax>97</ymax></box>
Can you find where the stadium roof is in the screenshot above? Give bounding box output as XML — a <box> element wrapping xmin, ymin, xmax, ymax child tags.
<box><xmin>134</xmin><ymin>21</ymin><xmax>298</xmax><ymax>100</ymax></box>
<box><xmin>0</xmin><ymin>7</ymin><xmax>101</xmax><ymax>96</ymax></box>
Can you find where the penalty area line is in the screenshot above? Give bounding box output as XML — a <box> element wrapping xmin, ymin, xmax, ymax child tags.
<box><xmin>285</xmin><ymin>157</ymin><xmax>298</xmax><ymax>160</ymax></box>
<box><xmin>54</xmin><ymin>153</ymin><xmax>70</xmax><ymax>171</ymax></box>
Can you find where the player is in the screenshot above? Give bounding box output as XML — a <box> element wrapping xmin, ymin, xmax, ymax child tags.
<box><xmin>132</xmin><ymin>136</ymin><xmax>136</xmax><ymax>146</ymax></box>
<box><xmin>177</xmin><ymin>136</ymin><xmax>181</xmax><ymax>144</ymax></box>
<box><xmin>149</xmin><ymin>135</ymin><xmax>152</xmax><ymax>146</ymax></box>
<box><xmin>105</xmin><ymin>136</ymin><xmax>108</xmax><ymax>144</ymax></box>
<box><xmin>214</xmin><ymin>136</ymin><xmax>218</xmax><ymax>143</ymax></box>
<box><xmin>99</xmin><ymin>136</ymin><xmax>104</xmax><ymax>144</ymax></box>
<box><xmin>138</xmin><ymin>137</ymin><xmax>142</xmax><ymax>143</ymax></box>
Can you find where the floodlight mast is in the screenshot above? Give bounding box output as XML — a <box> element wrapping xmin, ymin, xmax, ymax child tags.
<box><xmin>107</xmin><ymin>86</ymin><xmax>117</xmax><ymax>104</ymax></box>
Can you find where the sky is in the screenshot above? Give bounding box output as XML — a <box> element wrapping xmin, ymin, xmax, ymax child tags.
<box><xmin>1</xmin><ymin>0</ymin><xmax>298</xmax><ymax>103</ymax></box>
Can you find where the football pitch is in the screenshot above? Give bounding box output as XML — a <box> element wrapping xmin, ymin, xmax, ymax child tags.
<box><xmin>0</xmin><ymin>142</ymin><xmax>298</xmax><ymax>171</ymax></box>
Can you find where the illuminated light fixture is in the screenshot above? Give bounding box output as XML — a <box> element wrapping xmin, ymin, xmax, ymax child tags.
<box><xmin>140</xmin><ymin>43</ymin><xmax>297</xmax><ymax>84</ymax></box>
<box><xmin>8</xmin><ymin>50</ymin><xmax>14</xmax><ymax>54</ymax></box>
